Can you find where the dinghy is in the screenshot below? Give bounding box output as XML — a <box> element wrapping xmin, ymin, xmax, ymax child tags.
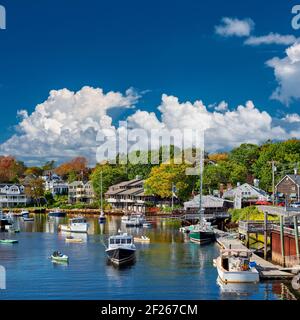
<box><xmin>0</xmin><ymin>239</ymin><xmax>18</xmax><ymax>244</ymax></box>
<box><xmin>51</xmin><ymin>251</ymin><xmax>69</xmax><ymax>263</ymax></box>
<box><xmin>133</xmin><ymin>236</ymin><xmax>150</xmax><ymax>243</ymax></box>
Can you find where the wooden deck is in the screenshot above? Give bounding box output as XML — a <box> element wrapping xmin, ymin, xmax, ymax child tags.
<box><xmin>214</xmin><ymin>229</ymin><xmax>295</xmax><ymax>280</ymax></box>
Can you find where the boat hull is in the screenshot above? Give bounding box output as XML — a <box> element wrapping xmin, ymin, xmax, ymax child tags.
<box><xmin>215</xmin><ymin>257</ymin><xmax>259</xmax><ymax>283</ymax></box>
<box><xmin>106</xmin><ymin>248</ymin><xmax>136</xmax><ymax>266</ymax></box>
<box><xmin>51</xmin><ymin>256</ymin><xmax>69</xmax><ymax>263</ymax></box>
<box><xmin>48</xmin><ymin>212</ymin><xmax>66</xmax><ymax>218</ymax></box>
<box><xmin>189</xmin><ymin>231</ymin><xmax>215</xmax><ymax>244</ymax></box>
<box><xmin>59</xmin><ymin>224</ymin><xmax>88</xmax><ymax>233</ymax></box>
<box><xmin>0</xmin><ymin>239</ymin><xmax>18</xmax><ymax>244</ymax></box>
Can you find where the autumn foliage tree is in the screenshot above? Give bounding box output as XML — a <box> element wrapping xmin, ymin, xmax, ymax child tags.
<box><xmin>0</xmin><ymin>156</ymin><xmax>26</xmax><ymax>183</ymax></box>
<box><xmin>55</xmin><ymin>157</ymin><xmax>89</xmax><ymax>182</ymax></box>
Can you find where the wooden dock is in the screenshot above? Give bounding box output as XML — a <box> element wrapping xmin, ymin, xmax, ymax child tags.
<box><xmin>214</xmin><ymin>229</ymin><xmax>295</xmax><ymax>280</ymax></box>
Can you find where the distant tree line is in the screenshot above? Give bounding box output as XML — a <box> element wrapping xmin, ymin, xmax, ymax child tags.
<box><xmin>0</xmin><ymin>139</ymin><xmax>299</xmax><ymax>204</ymax></box>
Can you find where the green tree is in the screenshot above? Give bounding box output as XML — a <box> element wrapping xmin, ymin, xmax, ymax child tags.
<box><xmin>25</xmin><ymin>178</ymin><xmax>45</xmax><ymax>206</ymax></box>
<box><xmin>91</xmin><ymin>164</ymin><xmax>128</xmax><ymax>196</ymax></box>
<box><xmin>145</xmin><ymin>163</ymin><xmax>196</xmax><ymax>201</ymax></box>
<box><xmin>229</xmin><ymin>143</ymin><xmax>260</xmax><ymax>173</ymax></box>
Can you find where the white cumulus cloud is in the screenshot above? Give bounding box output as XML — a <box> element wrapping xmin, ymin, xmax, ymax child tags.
<box><xmin>1</xmin><ymin>88</ymin><xmax>300</xmax><ymax>164</ymax></box>
<box><xmin>0</xmin><ymin>86</ymin><xmax>139</xmax><ymax>163</ymax></box>
<box><xmin>282</xmin><ymin>113</ymin><xmax>300</xmax><ymax>123</ymax></box>
<box><xmin>267</xmin><ymin>42</ymin><xmax>300</xmax><ymax>104</ymax></box>
<box><xmin>215</xmin><ymin>17</ymin><xmax>254</xmax><ymax>37</ymax></box>
<box><xmin>245</xmin><ymin>33</ymin><xmax>297</xmax><ymax>46</ymax></box>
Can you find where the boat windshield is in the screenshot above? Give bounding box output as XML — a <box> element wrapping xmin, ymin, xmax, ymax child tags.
<box><xmin>72</xmin><ymin>218</ymin><xmax>86</xmax><ymax>223</ymax></box>
<box><xmin>110</xmin><ymin>237</ymin><xmax>132</xmax><ymax>245</ymax></box>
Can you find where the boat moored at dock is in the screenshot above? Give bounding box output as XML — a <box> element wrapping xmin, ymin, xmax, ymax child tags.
<box><xmin>213</xmin><ymin>249</ymin><xmax>259</xmax><ymax>284</ymax></box>
<box><xmin>189</xmin><ymin>219</ymin><xmax>215</xmax><ymax>244</ymax></box>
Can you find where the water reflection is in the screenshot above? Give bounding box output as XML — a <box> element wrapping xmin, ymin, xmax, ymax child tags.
<box><xmin>0</xmin><ymin>215</ymin><xmax>297</xmax><ymax>300</ymax></box>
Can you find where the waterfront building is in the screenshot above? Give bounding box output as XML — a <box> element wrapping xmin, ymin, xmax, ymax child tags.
<box><xmin>183</xmin><ymin>195</ymin><xmax>233</xmax><ymax>219</ymax></box>
<box><xmin>68</xmin><ymin>181</ymin><xmax>95</xmax><ymax>204</ymax></box>
<box><xmin>105</xmin><ymin>178</ymin><xmax>155</xmax><ymax>213</ymax></box>
<box><xmin>45</xmin><ymin>180</ymin><xmax>69</xmax><ymax>196</ymax></box>
<box><xmin>275</xmin><ymin>174</ymin><xmax>300</xmax><ymax>202</ymax></box>
<box><xmin>223</xmin><ymin>183</ymin><xmax>269</xmax><ymax>202</ymax></box>
<box><xmin>0</xmin><ymin>184</ymin><xmax>29</xmax><ymax>207</ymax></box>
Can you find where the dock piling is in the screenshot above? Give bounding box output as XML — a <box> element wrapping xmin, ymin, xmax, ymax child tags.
<box><xmin>293</xmin><ymin>216</ymin><xmax>300</xmax><ymax>265</ymax></box>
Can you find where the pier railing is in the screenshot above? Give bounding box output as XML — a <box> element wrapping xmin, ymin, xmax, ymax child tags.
<box><xmin>238</xmin><ymin>220</ymin><xmax>280</xmax><ymax>235</ymax></box>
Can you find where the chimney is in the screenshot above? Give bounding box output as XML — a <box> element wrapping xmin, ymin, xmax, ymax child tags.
<box><xmin>237</xmin><ymin>182</ymin><xmax>241</xmax><ymax>187</ymax></box>
<box><xmin>294</xmin><ymin>168</ymin><xmax>298</xmax><ymax>175</ymax></box>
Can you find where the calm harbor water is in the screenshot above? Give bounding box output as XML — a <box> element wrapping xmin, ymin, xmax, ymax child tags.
<box><xmin>0</xmin><ymin>215</ymin><xmax>296</xmax><ymax>300</ymax></box>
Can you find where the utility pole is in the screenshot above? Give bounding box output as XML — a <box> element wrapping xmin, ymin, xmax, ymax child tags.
<box><xmin>268</xmin><ymin>160</ymin><xmax>277</xmax><ymax>205</ymax></box>
<box><xmin>171</xmin><ymin>183</ymin><xmax>174</xmax><ymax>212</ymax></box>
<box><xmin>272</xmin><ymin>161</ymin><xmax>275</xmax><ymax>206</ymax></box>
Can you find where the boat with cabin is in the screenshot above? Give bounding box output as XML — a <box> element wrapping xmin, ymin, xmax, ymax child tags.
<box><xmin>106</xmin><ymin>231</ymin><xmax>136</xmax><ymax>266</ymax></box>
<box><xmin>59</xmin><ymin>217</ymin><xmax>89</xmax><ymax>233</ymax></box>
<box><xmin>48</xmin><ymin>209</ymin><xmax>66</xmax><ymax>218</ymax></box>
<box><xmin>213</xmin><ymin>249</ymin><xmax>259</xmax><ymax>284</ymax></box>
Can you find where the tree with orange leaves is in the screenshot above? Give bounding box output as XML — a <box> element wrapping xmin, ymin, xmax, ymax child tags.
<box><xmin>0</xmin><ymin>156</ymin><xmax>26</xmax><ymax>183</ymax></box>
<box><xmin>55</xmin><ymin>157</ymin><xmax>89</xmax><ymax>182</ymax></box>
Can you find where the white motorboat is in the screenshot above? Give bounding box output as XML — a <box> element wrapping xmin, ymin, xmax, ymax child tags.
<box><xmin>122</xmin><ymin>213</ymin><xmax>146</xmax><ymax>227</ymax></box>
<box><xmin>213</xmin><ymin>249</ymin><xmax>259</xmax><ymax>284</ymax></box>
<box><xmin>59</xmin><ymin>217</ymin><xmax>89</xmax><ymax>233</ymax></box>
<box><xmin>106</xmin><ymin>231</ymin><xmax>136</xmax><ymax>266</ymax></box>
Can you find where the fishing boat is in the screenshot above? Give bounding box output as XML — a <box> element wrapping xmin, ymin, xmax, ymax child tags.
<box><xmin>65</xmin><ymin>236</ymin><xmax>83</xmax><ymax>243</ymax></box>
<box><xmin>59</xmin><ymin>217</ymin><xmax>89</xmax><ymax>233</ymax></box>
<box><xmin>106</xmin><ymin>231</ymin><xmax>136</xmax><ymax>266</ymax></box>
<box><xmin>48</xmin><ymin>209</ymin><xmax>66</xmax><ymax>218</ymax></box>
<box><xmin>189</xmin><ymin>216</ymin><xmax>216</xmax><ymax>244</ymax></box>
<box><xmin>133</xmin><ymin>236</ymin><xmax>150</xmax><ymax>243</ymax></box>
<box><xmin>0</xmin><ymin>239</ymin><xmax>18</xmax><ymax>244</ymax></box>
<box><xmin>51</xmin><ymin>251</ymin><xmax>69</xmax><ymax>263</ymax></box>
<box><xmin>213</xmin><ymin>249</ymin><xmax>259</xmax><ymax>284</ymax></box>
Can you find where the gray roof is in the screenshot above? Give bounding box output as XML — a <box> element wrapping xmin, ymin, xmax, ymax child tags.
<box><xmin>184</xmin><ymin>195</ymin><xmax>233</xmax><ymax>209</ymax></box>
<box><xmin>287</xmin><ymin>175</ymin><xmax>300</xmax><ymax>186</ymax></box>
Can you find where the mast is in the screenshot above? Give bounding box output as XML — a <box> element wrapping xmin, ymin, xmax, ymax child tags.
<box><xmin>100</xmin><ymin>171</ymin><xmax>103</xmax><ymax>214</ymax></box>
<box><xmin>199</xmin><ymin>146</ymin><xmax>204</xmax><ymax>218</ymax></box>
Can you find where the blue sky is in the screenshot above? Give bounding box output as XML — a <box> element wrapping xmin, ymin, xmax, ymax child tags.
<box><xmin>0</xmin><ymin>0</ymin><xmax>300</xmax><ymax>164</ymax></box>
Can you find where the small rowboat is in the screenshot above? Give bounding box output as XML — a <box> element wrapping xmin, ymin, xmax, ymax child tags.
<box><xmin>134</xmin><ymin>236</ymin><xmax>150</xmax><ymax>243</ymax></box>
<box><xmin>65</xmin><ymin>237</ymin><xmax>83</xmax><ymax>243</ymax></box>
<box><xmin>51</xmin><ymin>251</ymin><xmax>69</xmax><ymax>263</ymax></box>
<box><xmin>0</xmin><ymin>239</ymin><xmax>18</xmax><ymax>244</ymax></box>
